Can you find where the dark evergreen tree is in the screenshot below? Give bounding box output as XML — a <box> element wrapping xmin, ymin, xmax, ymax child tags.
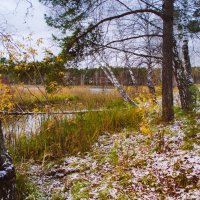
<box><xmin>39</xmin><ymin>0</ymin><xmax>176</xmax><ymax>121</ymax></box>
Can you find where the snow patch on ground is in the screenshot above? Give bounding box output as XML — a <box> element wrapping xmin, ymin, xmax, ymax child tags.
<box><xmin>28</xmin><ymin>119</ymin><xmax>200</xmax><ymax>199</ymax></box>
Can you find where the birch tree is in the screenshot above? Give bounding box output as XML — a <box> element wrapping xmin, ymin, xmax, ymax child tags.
<box><xmin>181</xmin><ymin>0</ymin><xmax>194</xmax><ymax>85</ymax></box>
<box><xmin>39</xmin><ymin>0</ymin><xmax>175</xmax><ymax>121</ymax></box>
<box><xmin>136</xmin><ymin>1</ymin><xmax>161</xmax><ymax>103</ymax></box>
<box><xmin>172</xmin><ymin>0</ymin><xmax>200</xmax><ymax>110</ymax></box>
<box><xmin>94</xmin><ymin>54</ymin><xmax>137</xmax><ymax>106</ymax></box>
<box><xmin>172</xmin><ymin>38</ymin><xmax>191</xmax><ymax>110</ymax></box>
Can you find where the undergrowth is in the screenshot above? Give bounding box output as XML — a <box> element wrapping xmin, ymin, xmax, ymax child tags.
<box><xmin>16</xmin><ymin>172</ymin><xmax>45</xmax><ymax>200</ymax></box>
<box><xmin>8</xmin><ymin>107</ymin><xmax>143</xmax><ymax>163</ymax></box>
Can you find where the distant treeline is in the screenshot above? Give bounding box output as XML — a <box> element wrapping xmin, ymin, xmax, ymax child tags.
<box><xmin>50</xmin><ymin>67</ymin><xmax>200</xmax><ymax>86</ymax></box>
<box><xmin>64</xmin><ymin>67</ymin><xmax>200</xmax><ymax>86</ymax></box>
<box><xmin>1</xmin><ymin>65</ymin><xmax>200</xmax><ymax>86</ymax></box>
<box><xmin>64</xmin><ymin>68</ymin><xmax>162</xmax><ymax>86</ymax></box>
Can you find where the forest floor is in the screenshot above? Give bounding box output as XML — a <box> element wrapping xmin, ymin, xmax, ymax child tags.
<box><xmin>25</xmin><ymin>113</ymin><xmax>200</xmax><ymax>200</ymax></box>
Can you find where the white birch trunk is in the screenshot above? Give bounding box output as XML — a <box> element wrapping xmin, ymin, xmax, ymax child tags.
<box><xmin>147</xmin><ymin>63</ymin><xmax>157</xmax><ymax>103</ymax></box>
<box><xmin>143</xmin><ymin>2</ymin><xmax>157</xmax><ymax>103</ymax></box>
<box><xmin>173</xmin><ymin>39</ymin><xmax>192</xmax><ymax>110</ymax></box>
<box><xmin>101</xmin><ymin>66</ymin><xmax>137</xmax><ymax>106</ymax></box>
<box><xmin>128</xmin><ymin>68</ymin><xmax>137</xmax><ymax>86</ymax></box>
<box><xmin>182</xmin><ymin>0</ymin><xmax>194</xmax><ymax>85</ymax></box>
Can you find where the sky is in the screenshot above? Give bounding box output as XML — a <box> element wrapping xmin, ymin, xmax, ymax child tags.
<box><xmin>0</xmin><ymin>0</ymin><xmax>60</xmax><ymax>60</ymax></box>
<box><xmin>0</xmin><ymin>0</ymin><xmax>199</xmax><ymax>65</ymax></box>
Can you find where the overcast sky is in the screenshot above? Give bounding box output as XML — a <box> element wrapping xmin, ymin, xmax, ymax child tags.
<box><xmin>0</xmin><ymin>0</ymin><xmax>60</xmax><ymax>60</ymax></box>
<box><xmin>0</xmin><ymin>0</ymin><xmax>199</xmax><ymax>65</ymax></box>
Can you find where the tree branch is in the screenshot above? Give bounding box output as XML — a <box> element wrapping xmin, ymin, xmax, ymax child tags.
<box><xmin>104</xmin><ymin>34</ymin><xmax>163</xmax><ymax>46</ymax></box>
<box><xmin>93</xmin><ymin>43</ymin><xmax>162</xmax><ymax>59</ymax></box>
<box><xmin>71</xmin><ymin>9</ymin><xmax>163</xmax><ymax>49</ymax></box>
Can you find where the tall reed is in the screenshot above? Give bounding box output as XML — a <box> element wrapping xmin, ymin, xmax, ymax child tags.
<box><xmin>8</xmin><ymin>108</ymin><xmax>143</xmax><ymax>162</ymax></box>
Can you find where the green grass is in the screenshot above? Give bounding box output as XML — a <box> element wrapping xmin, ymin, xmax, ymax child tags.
<box><xmin>8</xmin><ymin>107</ymin><xmax>143</xmax><ymax>163</ymax></box>
<box><xmin>16</xmin><ymin>93</ymin><xmax>79</xmax><ymax>110</ymax></box>
<box><xmin>16</xmin><ymin>172</ymin><xmax>45</xmax><ymax>200</ymax></box>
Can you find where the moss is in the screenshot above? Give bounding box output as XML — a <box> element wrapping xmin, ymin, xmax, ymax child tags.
<box><xmin>98</xmin><ymin>188</ymin><xmax>111</xmax><ymax>200</ymax></box>
<box><xmin>118</xmin><ymin>172</ymin><xmax>132</xmax><ymax>187</ymax></box>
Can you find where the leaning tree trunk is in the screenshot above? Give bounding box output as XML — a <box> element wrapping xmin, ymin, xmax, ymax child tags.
<box><xmin>128</xmin><ymin>68</ymin><xmax>139</xmax><ymax>93</ymax></box>
<box><xmin>128</xmin><ymin>68</ymin><xmax>137</xmax><ymax>86</ymax></box>
<box><xmin>173</xmin><ymin>39</ymin><xmax>192</xmax><ymax>110</ymax></box>
<box><xmin>162</xmin><ymin>0</ymin><xmax>174</xmax><ymax>122</ymax></box>
<box><xmin>181</xmin><ymin>39</ymin><xmax>196</xmax><ymax>108</ymax></box>
<box><xmin>0</xmin><ymin>120</ymin><xmax>16</xmax><ymax>200</ymax></box>
<box><xmin>101</xmin><ymin>66</ymin><xmax>137</xmax><ymax>106</ymax></box>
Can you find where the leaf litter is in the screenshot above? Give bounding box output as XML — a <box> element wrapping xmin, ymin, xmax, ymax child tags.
<box><xmin>28</xmin><ymin>118</ymin><xmax>200</xmax><ymax>199</ymax></box>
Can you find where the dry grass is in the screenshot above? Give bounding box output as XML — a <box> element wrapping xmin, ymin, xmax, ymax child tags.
<box><xmin>10</xmin><ymin>85</ymin><xmax>123</xmax><ymax>111</ymax></box>
<box><xmin>9</xmin><ymin>84</ymin><xmax>161</xmax><ymax>111</ymax></box>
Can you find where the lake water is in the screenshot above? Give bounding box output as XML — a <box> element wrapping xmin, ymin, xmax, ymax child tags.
<box><xmin>3</xmin><ymin>115</ymin><xmax>47</xmax><ymax>136</ymax></box>
<box><xmin>3</xmin><ymin>87</ymin><xmax>114</xmax><ymax>137</ymax></box>
<box><xmin>3</xmin><ymin>113</ymin><xmax>77</xmax><ymax>138</ymax></box>
<box><xmin>89</xmin><ymin>87</ymin><xmax>114</xmax><ymax>93</ymax></box>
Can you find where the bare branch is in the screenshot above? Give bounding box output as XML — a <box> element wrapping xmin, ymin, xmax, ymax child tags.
<box><xmin>104</xmin><ymin>34</ymin><xmax>163</xmax><ymax>46</ymax></box>
<box><xmin>92</xmin><ymin>42</ymin><xmax>162</xmax><ymax>60</ymax></box>
<box><xmin>71</xmin><ymin>8</ymin><xmax>163</xmax><ymax>50</ymax></box>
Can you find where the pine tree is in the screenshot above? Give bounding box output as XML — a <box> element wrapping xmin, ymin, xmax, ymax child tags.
<box><xmin>39</xmin><ymin>0</ymin><xmax>175</xmax><ymax>121</ymax></box>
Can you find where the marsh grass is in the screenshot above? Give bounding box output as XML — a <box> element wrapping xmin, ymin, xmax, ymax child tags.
<box><xmin>8</xmin><ymin>107</ymin><xmax>143</xmax><ymax>163</ymax></box>
<box><xmin>6</xmin><ymin>85</ymin><xmax>155</xmax><ymax>163</ymax></box>
<box><xmin>12</xmin><ymin>85</ymin><xmax>123</xmax><ymax>110</ymax></box>
<box><xmin>12</xmin><ymin>85</ymin><xmax>157</xmax><ymax>111</ymax></box>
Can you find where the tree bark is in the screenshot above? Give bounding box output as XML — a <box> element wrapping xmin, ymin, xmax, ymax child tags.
<box><xmin>128</xmin><ymin>68</ymin><xmax>139</xmax><ymax>93</ymax></box>
<box><xmin>0</xmin><ymin>120</ymin><xmax>16</xmax><ymax>200</ymax></box>
<box><xmin>162</xmin><ymin>0</ymin><xmax>174</xmax><ymax>122</ymax></box>
<box><xmin>128</xmin><ymin>68</ymin><xmax>137</xmax><ymax>86</ymax></box>
<box><xmin>147</xmin><ymin>63</ymin><xmax>157</xmax><ymax>103</ymax></box>
<box><xmin>181</xmin><ymin>40</ymin><xmax>196</xmax><ymax>108</ymax></box>
<box><xmin>182</xmin><ymin>0</ymin><xmax>194</xmax><ymax>85</ymax></box>
<box><xmin>182</xmin><ymin>41</ymin><xmax>194</xmax><ymax>85</ymax></box>
<box><xmin>142</xmin><ymin>1</ymin><xmax>157</xmax><ymax>103</ymax></box>
<box><xmin>173</xmin><ymin>39</ymin><xmax>191</xmax><ymax>110</ymax></box>
<box><xmin>101</xmin><ymin>66</ymin><xmax>137</xmax><ymax>106</ymax></box>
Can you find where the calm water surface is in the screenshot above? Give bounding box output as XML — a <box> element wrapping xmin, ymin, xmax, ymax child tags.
<box><xmin>3</xmin><ymin>87</ymin><xmax>114</xmax><ymax>137</ymax></box>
